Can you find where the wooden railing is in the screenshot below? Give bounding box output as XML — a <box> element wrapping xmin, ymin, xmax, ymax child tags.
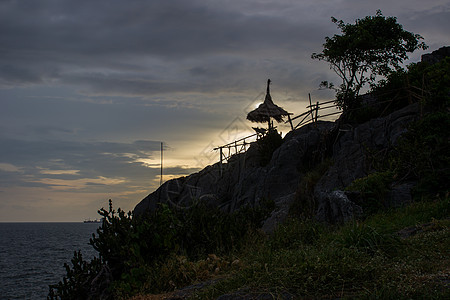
<box><xmin>213</xmin><ymin>132</ymin><xmax>261</xmax><ymax>176</ymax></box>
<box><xmin>213</xmin><ymin>94</ymin><xmax>341</xmax><ymax>176</ymax></box>
<box><xmin>287</xmin><ymin>94</ymin><xmax>341</xmax><ymax>129</ymax></box>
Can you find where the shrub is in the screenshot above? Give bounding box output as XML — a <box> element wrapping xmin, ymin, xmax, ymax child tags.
<box><xmin>257</xmin><ymin>129</ymin><xmax>283</xmax><ymax>166</ymax></box>
<box><xmin>291</xmin><ymin>158</ymin><xmax>333</xmax><ymax>217</ymax></box>
<box><xmin>345</xmin><ymin>171</ymin><xmax>393</xmax><ymax>215</ymax></box>
<box><xmin>49</xmin><ymin>199</ymin><xmax>273</xmax><ymax>298</ymax></box>
<box><xmin>48</xmin><ymin>251</ymin><xmax>103</xmax><ymax>300</ymax></box>
<box><xmin>391</xmin><ymin>112</ymin><xmax>450</xmax><ymax>198</ymax></box>
<box><xmin>372</xmin><ymin>56</ymin><xmax>450</xmax><ymax>113</ymax></box>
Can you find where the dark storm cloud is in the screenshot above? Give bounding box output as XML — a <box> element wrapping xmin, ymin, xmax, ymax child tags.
<box><xmin>0</xmin><ymin>0</ymin><xmax>326</xmax><ymax>94</ymax></box>
<box><xmin>2</xmin><ymin>0</ymin><xmax>448</xmax><ymax>93</ymax></box>
<box><xmin>1</xmin><ymin>0</ymin><xmax>314</xmax><ymax>56</ymax></box>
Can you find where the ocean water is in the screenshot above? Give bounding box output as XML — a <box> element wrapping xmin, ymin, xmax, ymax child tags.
<box><xmin>0</xmin><ymin>223</ymin><xmax>100</xmax><ymax>300</ymax></box>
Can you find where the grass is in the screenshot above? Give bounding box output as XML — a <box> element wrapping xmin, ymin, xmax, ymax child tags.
<box><xmin>132</xmin><ymin>196</ymin><xmax>449</xmax><ymax>299</ymax></box>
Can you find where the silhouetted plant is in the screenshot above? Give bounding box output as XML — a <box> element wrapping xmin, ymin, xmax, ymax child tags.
<box><xmin>291</xmin><ymin>158</ymin><xmax>333</xmax><ymax>218</ymax></box>
<box><xmin>391</xmin><ymin>112</ymin><xmax>450</xmax><ymax>198</ymax></box>
<box><xmin>257</xmin><ymin>129</ymin><xmax>283</xmax><ymax>166</ymax></box>
<box><xmin>345</xmin><ymin>171</ymin><xmax>393</xmax><ymax>215</ymax></box>
<box><xmin>372</xmin><ymin>56</ymin><xmax>450</xmax><ymax>115</ymax></box>
<box><xmin>49</xmin><ymin>198</ymin><xmax>274</xmax><ymax>298</ymax></box>
<box><xmin>48</xmin><ymin>251</ymin><xmax>102</xmax><ymax>300</ymax></box>
<box><xmin>312</xmin><ymin>10</ymin><xmax>427</xmax><ymax>112</ymax></box>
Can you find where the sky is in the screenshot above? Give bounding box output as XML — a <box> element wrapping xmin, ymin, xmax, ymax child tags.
<box><xmin>1</xmin><ymin>0</ymin><xmax>449</xmax><ymax>222</ymax></box>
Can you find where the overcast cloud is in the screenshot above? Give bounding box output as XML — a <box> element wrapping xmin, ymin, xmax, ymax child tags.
<box><xmin>1</xmin><ymin>0</ymin><xmax>449</xmax><ymax>221</ymax></box>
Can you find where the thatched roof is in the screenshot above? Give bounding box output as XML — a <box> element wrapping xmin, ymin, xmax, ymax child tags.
<box><xmin>247</xmin><ymin>79</ymin><xmax>289</xmax><ymax>123</ymax></box>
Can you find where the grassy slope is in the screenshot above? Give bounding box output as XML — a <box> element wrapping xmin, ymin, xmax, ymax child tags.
<box><xmin>132</xmin><ymin>196</ymin><xmax>449</xmax><ymax>299</ymax></box>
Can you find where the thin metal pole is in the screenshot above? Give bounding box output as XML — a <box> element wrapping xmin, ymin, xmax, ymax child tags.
<box><xmin>219</xmin><ymin>147</ymin><xmax>223</xmax><ymax>177</ymax></box>
<box><xmin>160</xmin><ymin>142</ymin><xmax>163</xmax><ymax>186</ymax></box>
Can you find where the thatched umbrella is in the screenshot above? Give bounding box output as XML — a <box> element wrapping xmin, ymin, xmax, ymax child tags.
<box><xmin>247</xmin><ymin>79</ymin><xmax>289</xmax><ymax>130</ymax></box>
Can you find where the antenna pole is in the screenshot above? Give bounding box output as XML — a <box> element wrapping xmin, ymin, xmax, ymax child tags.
<box><xmin>160</xmin><ymin>142</ymin><xmax>163</xmax><ymax>186</ymax></box>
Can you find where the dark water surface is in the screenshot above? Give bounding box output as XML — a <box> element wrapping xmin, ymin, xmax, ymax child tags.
<box><xmin>0</xmin><ymin>223</ymin><xmax>99</xmax><ymax>299</ymax></box>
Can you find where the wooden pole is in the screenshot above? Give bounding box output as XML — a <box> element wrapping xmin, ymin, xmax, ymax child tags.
<box><xmin>315</xmin><ymin>101</ymin><xmax>319</xmax><ymax>123</ymax></box>
<box><xmin>309</xmin><ymin>93</ymin><xmax>314</xmax><ymax>124</ymax></box>
<box><xmin>287</xmin><ymin>114</ymin><xmax>294</xmax><ymax>131</ymax></box>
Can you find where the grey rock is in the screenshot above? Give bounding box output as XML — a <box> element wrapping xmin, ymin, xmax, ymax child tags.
<box><xmin>313</xmin><ymin>103</ymin><xmax>419</xmax><ymax>222</ymax></box>
<box><xmin>134</xmin><ymin>122</ymin><xmax>335</xmax><ymax>226</ymax></box>
<box><xmin>421</xmin><ymin>46</ymin><xmax>450</xmax><ymax>65</ymax></box>
<box><xmin>316</xmin><ymin>190</ymin><xmax>363</xmax><ymax>223</ymax></box>
<box><xmin>261</xmin><ymin>192</ymin><xmax>296</xmax><ymax>234</ymax></box>
<box><xmin>135</xmin><ymin>101</ymin><xmax>420</xmax><ymax>226</ymax></box>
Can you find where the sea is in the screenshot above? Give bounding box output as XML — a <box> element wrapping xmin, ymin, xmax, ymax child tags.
<box><xmin>0</xmin><ymin>222</ymin><xmax>100</xmax><ymax>300</ymax></box>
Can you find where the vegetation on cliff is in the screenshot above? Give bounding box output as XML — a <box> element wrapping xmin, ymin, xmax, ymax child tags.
<box><xmin>312</xmin><ymin>10</ymin><xmax>427</xmax><ymax>112</ymax></box>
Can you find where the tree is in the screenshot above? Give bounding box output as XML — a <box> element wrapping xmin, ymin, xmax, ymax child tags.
<box><xmin>312</xmin><ymin>10</ymin><xmax>427</xmax><ymax>111</ymax></box>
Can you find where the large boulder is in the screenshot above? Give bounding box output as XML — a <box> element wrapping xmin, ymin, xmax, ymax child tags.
<box><xmin>316</xmin><ymin>191</ymin><xmax>363</xmax><ymax>223</ymax></box>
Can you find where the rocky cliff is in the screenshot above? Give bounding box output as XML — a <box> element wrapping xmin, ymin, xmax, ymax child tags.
<box><xmin>134</xmin><ymin>119</ymin><xmax>335</xmax><ymax>213</ymax></box>
<box><xmin>134</xmin><ymin>99</ymin><xmax>420</xmax><ymax>230</ymax></box>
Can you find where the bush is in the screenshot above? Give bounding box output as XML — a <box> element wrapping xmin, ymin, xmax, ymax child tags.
<box><xmin>391</xmin><ymin>112</ymin><xmax>450</xmax><ymax>198</ymax></box>
<box><xmin>372</xmin><ymin>57</ymin><xmax>450</xmax><ymax>113</ymax></box>
<box><xmin>291</xmin><ymin>158</ymin><xmax>333</xmax><ymax>218</ymax></box>
<box><xmin>48</xmin><ymin>251</ymin><xmax>103</xmax><ymax>300</ymax></box>
<box><xmin>49</xmin><ymin>199</ymin><xmax>273</xmax><ymax>298</ymax></box>
<box><xmin>345</xmin><ymin>171</ymin><xmax>393</xmax><ymax>215</ymax></box>
<box><xmin>257</xmin><ymin>129</ymin><xmax>283</xmax><ymax>166</ymax></box>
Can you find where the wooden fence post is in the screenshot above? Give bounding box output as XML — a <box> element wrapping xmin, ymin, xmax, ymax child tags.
<box><xmin>309</xmin><ymin>93</ymin><xmax>314</xmax><ymax>124</ymax></box>
<box><xmin>315</xmin><ymin>101</ymin><xmax>319</xmax><ymax>123</ymax></box>
<box><xmin>287</xmin><ymin>114</ymin><xmax>294</xmax><ymax>130</ymax></box>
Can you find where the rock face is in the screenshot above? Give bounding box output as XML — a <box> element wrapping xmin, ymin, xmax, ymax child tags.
<box><xmin>421</xmin><ymin>46</ymin><xmax>450</xmax><ymax>65</ymax></box>
<box><xmin>134</xmin><ymin>102</ymin><xmax>420</xmax><ymax>227</ymax></box>
<box><xmin>315</xmin><ymin>191</ymin><xmax>363</xmax><ymax>223</ymax></box>
<box><xmin>134</xmin><ymin>121</ymin><xmax>335</xmax><ymax>221</ymax></box>
<box><xmin>314</xmin><ymin>103</ymin><xmax>420</xmax><ymax>223</ymax></box>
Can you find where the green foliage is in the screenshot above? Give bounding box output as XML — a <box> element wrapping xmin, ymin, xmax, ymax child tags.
<box><xmin>49</xmin><ymin>199</ymin><xmax>273</xmax><ymax>298</ymax></box>
<box><xmin>373</xmin><ymin>56</ymin><xmax>450</xmax><ymax>113</ymax></box>
<box><xmin>175</xmin><ymin>199</ymin><xmax>273</xmax><ymax>259</ymax></box>
<box><xmin>198</xmin><ymin>197</ymin><xmax>449</xmax><ymax>299</ymax></box>
<box><xmin>48</xmin><ymin>251</ymin><xmax>102</xmax><ymax>300</ymax></box>
<box><xmin>312</xmin><ymin>10</ymin><xmax>427</xmax><ymax>111</ymax></box>
<box><xmin>347</xmin><ymin>103</ymin><xmax>379</xmax><ymax>124</ymax></box>
<box><xmin>345</xmin><ymin>108</ymin><xmax>449</xmax><ymax>209</ymax></box>
<box><xmin>336</xmin><ymin>222</ymin><xmax>402</xmax><ymax>257</ymax></box>
<box><xmin>291</xmin><ymin>158</ymin><xmax>333</xmax><ymax>217</ymax></box>
<box><xmin>417</xmin><ymin>57</ymin><xmax>450</xmax><ymax>109</ymax></box>
<box><xmin>346</xmin><ymin>171</ymin><xmax>394</xmax><ymax>215</ymax></box>
<box><xmin>257</xmin><ymin>129</ymin><xmax>283</xmax><ymax>166</ymax></box>
<box><xmin>391</xmin><ymin>112</ymin><xmax>450</xmax><ymax>198</ymax></box>
<box><xmin>269</xmin><ymin>217</ymin><xmax>326</xmax><ymax>249</ymax></box>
